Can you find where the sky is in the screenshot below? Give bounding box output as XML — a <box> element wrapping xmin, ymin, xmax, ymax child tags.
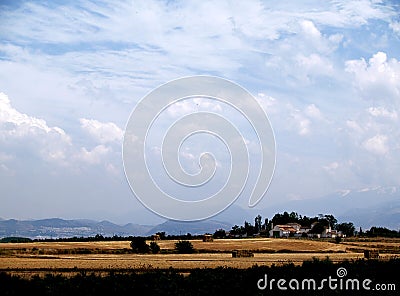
<box><xmin>0</xmin><ymin>0</ymin><xmax>399</xmax><ymax>225</ymax></box>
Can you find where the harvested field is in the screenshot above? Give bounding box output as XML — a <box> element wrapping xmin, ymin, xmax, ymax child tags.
<box><xmin>341</xmin><ymin>239</ymin><xmax>400</xmax><ymax>253</ymax></box>
<box><xmin>156</xmin><ymin>238</ymin><xmax>347</xmax><ymax>252</ymax></box>
<box><xmin>0</xmin><ymin>238</ymin><xmax>348</xmax><ymax>254</ymax></box>
<box><xmin>0</xmin><ymin>253</ymin><xmax>368</xmax><ymax>272</ymax></box>
<box><xmin>1</xmin><ymin>238</ymin><xmax>398</xmax><ymax>274</ymax></box>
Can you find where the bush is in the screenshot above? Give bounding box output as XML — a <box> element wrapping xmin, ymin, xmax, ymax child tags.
<box><xmin>130</xmin><ymin>237</ymin><xmax>150</xmax><ymax>253</ymax></box>
<box><xmin>175</xmin><ymin>240</ymin><xmax>194</xmax><ymax>254</ymax></box>
<box><xmin>149</xmin><ymin>241</ymin><xmax>160</xmax><ymax>254</ymax></box>
<box><xmin>335</xmin><ymin>236</ymin><xmax>342</xmax><ymax>244</ymax></box>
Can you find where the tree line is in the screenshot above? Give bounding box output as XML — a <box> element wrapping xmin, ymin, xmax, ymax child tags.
<box><xmin>213</xmin><ymin>211</ymin><xmax>400</xmax><ymax>238</ymax></box>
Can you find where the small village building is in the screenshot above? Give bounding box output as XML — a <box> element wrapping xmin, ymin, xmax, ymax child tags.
<box><xmin>269</xmin><ymin>224</ymin><xmax>297</xmax><ymax>238</ymax></box>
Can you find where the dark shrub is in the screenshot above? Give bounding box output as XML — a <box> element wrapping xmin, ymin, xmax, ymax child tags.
<box><xmin>149</xmin><ymin>241</ymin><xmax>160</xmax><ymax>254</ymax></box>
<box><xmin>175</xmin><ymin>240</ymin><xmax>194</xmax><ymax>254</ymax></box>
<box><xmin>130</xmin><ymin>237</ymin><xmax>150</xmax><ymax>253</ymax></box>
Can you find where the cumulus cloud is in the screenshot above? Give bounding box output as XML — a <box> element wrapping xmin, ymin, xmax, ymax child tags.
<box><xmin>367</xmin><ymin>107</ymin><xmax>398</xmax><ymax>120</ymax></box>
<box><xmin>300</xmin><ymin>20</ymin><xmax>321</xmax><ymax>38</ymax></box>
<box><xmin>296</xmin><ymin>116</ymin><xmax>311</xmax><ymax>136</ymax></box>
<box><xmin>0</xmin><ymin>93</ymin><xmax>119</xmax><ymax>169</ymax></box>
<box><xmin>346</xmin><ymin>120</ymin><xmax>363</xmax><ymax>134</ymax></box>
<box><xmin>389</xmin><ymin>21</ymin><xmax>400</xmax><ymax>34</ymax></box>
<box><xmin>362</xmin><ymin>134</ymin><xmax>388</xmax><ymax>155</ymax></box>
<box><xmin>76</xmin><ymin>145</ymin><xmax>110</xmax><ymax>165</ymax></box>
<box><xmin>345</xmin><ymin>52</ymin><xmax>400</xmax><ymax>103</ymax></box>
<box><xmin>0</xmin><ymin>92</ymin><xmax>71</xmax><ymax>164</ymax></box>
<box><xmin>80</xmin><ymin>118</ymin><xmax>123</xmax><ymax>144</ymax></box>
<box><xmin>305</xmin><ymin>104</ymin><xmax>323</xmax><ymax>120</ymax></box>
<box><xmin>286</xmin><ymin>103</ymin><xmax>327</xmax><ymax>136</ymax></box>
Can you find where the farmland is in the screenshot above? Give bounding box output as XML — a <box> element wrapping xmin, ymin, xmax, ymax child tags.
<box><xmin>0</xmin><ymin>238</ymin><xmax>398</xmax><ymax>274</ymax></box>
<box><xmin>1</xmin><ymin>237</ymin><xmax>399</xmax><ymax>295</ymax></box>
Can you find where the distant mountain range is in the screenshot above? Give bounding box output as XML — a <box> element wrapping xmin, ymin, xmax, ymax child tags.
<box><xmin>1</xmin><ymin>186</ymin><xmax>398</xmax><ymax>239</ymax></box>
<box><xmin>0</xmin><ymin>218</ymin><xmax>233</xmax><ymax>239</ymax></box>
<box><xmin>0</xmin><ymin>218</ymin><xmax>154</xmax><ymax>239</ymax></box>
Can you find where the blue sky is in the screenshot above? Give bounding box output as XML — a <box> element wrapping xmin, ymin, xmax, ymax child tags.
<box><xmin>0</xmin><ymin>0</ymin><xmax>399</xmax><ymax>224</ymax></box>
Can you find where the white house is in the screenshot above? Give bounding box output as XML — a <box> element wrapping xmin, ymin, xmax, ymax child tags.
<box><xmin>269</xmin><ymin>224</ymin><xmax>298</xmax><ymax>238</ymax></box>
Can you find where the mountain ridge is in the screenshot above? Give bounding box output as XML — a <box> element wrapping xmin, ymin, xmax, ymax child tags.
<box><xmin>0</xmin><ymin>217</ymin><xmax>233</xmax><ymax>239</ymax></box>
<box><xmin>0</xmin><ymin>218</ymin><xmax>154</xmax><ymax>239</ymax></box>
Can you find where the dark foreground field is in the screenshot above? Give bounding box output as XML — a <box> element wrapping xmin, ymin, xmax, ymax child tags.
<box><xmin>1</xmin><ymin>258</ymin><xmax>399</xmax><ymax>296</ymax></box>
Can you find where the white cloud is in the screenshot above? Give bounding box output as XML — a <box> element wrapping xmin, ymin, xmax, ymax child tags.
<box><xmin>76</xmin><ymin>145</ymin><xmax>110</xmax><ymax>165</ymax></box>
<box><xmin>345</xmin><ymin>52</ymin><xmax>400</xmax><ymax>103</ymax></box>
<box><xmin>0</xmin><ymin>93</ymin><xmax>119</xmax><ymax>170</ymax></box>
<box><xmin>305</xmin><ymin>104</ymin><xmax>323</xmax><ymax>120</ymax></box>
<box><xmin>362</xmin><ymin>134</ymin><xmax>388</xmax><ymax>155</ymax></box>
<box><xmin>300</xmin><ymin>20</ymin><xmax>321</xmax><ymax>38</ymax></box>
<box><xmin>80</xmin><ymin>118</ymin><xmax>123</xmax><ymax>144</ymax></box>
<box><xmin>346</xmin><ymin>120</ymin><xmax>363</xmax><ymax>134</ymax></box>
<box><xmin>166</xmin><ymin>97</ymin><xmax>223</xmax><ymax>119</ymax></box>
<box><xmin>290</xmin><ymin>110</ymin><xmax>311</xmax><ymax>136</ymax></box>
<box><xmin>296</xmin><ymin>53</ymin><xmax>334</xmax><ymax>80</ymax></box>
<box><xmin>298</xmin><ymin>118</ymin><xmax>311</xmax><ymax>136</ymax></box>
<box><xmin>0</xmin><ymin>93</ymin><xmax>71</xmax><ymax>141</ymax></box>
<box><xmin>367</xmin><ymin>107</ymin><xmax>398</xmax><ymax>120</ymax></box>
<box><xmin>284</xmin><ymin>103</ymin><xmax>327</xmax><ymax>136</ymax></box>
<box><xmin>0</xmin><ymin>92</ymin><xmax>71</xmax><ymax>163</ymax></box>
<box><xmin>323</xmin><ymin>161</ymin><xmax>339</xmax><ymax>173</ymax></box>
<box><xmin>389</xmin><ymin>21</ymin><xmax>400</xmax><ymax>34</ymax></box>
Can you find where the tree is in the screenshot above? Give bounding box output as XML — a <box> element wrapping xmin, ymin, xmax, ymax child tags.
<box><xmin>175</xmin><ymin>240</ymin><xmax>194</xmax><ymax>254</ymax></box>
<box><xmin>298</xmin><ymin>215</ymin><xmax>318</xmax><ymax>227</ymax></box>
<box><xmin>309</xmin><ymin>222</ymin><xmax>325</xmax><ymax>234</ymax></box>
<box><xmin>94</xmin><ymin>234</ymin><xmax>104</xmax><ymax>241</ymax></box>
<box><xmin>255</xmin><ymin>215</ymin><xmax>262</xmax><ymax>234</ymax></box>
<box><xmin>213</xmin><ymin>229</ymin><xmax>226</xmax><ymax>239</ymax></box>
<box><xmin>244</xmin><ymin>221</ymin><xmax>255</xmax><ymax>236</ymax></box>
<box><xmin>271</xmin><ymin>211</ymin><xmax>301</xmax><ymax>225</ymax></box>
<box><xmin>336</xmin><ymin>222</ymin><xmax>355</xmax><ymax>237</ymax></box>
<box><xmin>262</xmin><ymin>218</ymin><xmax>269</xmax><ymax>231</ymax></box>
<box><xmin>130</xmin><ymin>237</ymin><xmax>150</xmax><ymax>253</ymax></box>
<box><xmin>156</xmin><ymin>232</ymin><xmax>166</xmax><ymax>240</ymax></box>
<box><xmin>323</xmin><ymin>214</ymin><xmax>337</xmax><ymax>228</ymax></box>
<box><xmin>366</xmin><ymin>227</ymin><xmax>400</xmax><ymax>238</ymax></box>
<box><xmin>289</xmin><ymin>212</ymin><xmax>298</xmax><ymax>222</ymax></box>
<box><xmin>230</xmin><ymin>225</ymin><xmax>240</xmax><ymax>235</ymax></box>
<box><xmin>149</xmin><ymin>241</ymin><xmax>160</xmax><ymax>254</ymax></box>
<box><xmin>230</xmin><ymin>225</ymin><xmax>246</xmax><ymax>236</ymax></box>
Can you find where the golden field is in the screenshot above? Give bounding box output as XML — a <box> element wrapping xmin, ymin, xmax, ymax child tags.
<box><xmin>0</xmin><ymin>238</ymin><xmax>398</xmax><ymax>273</ymax></box>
